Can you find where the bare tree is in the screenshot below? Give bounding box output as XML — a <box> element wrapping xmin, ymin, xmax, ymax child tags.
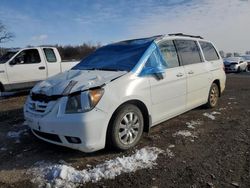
<box><xmin>0</xmin><ymin>21</ymin><xmax>14</xmax><ymax>43</ymax></box>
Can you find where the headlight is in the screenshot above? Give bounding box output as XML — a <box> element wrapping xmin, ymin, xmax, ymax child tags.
<box><xmin>65</xmin><ymin>88</ymin><xmax>104</xmax><ymax>114</ymax></box>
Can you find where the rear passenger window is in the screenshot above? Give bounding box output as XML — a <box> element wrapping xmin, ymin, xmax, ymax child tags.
<box><xmin>175</xmin><ymin>40</ymin><xmax>203</xmax><ymax>65</ymax></box>
<box><xmin>199</xmin><ymin>41</ymin><xmax>219</xmax><ymax>61</ymax></box>
<box><xmin>43</xmin><ymin>48</ymin><xmax>57</xmax><ymax>62</ymax></box>
<box><xmin>158</xmin><ymin>40</ymin><xmax>179</xmax><ymax>68</ymax></box>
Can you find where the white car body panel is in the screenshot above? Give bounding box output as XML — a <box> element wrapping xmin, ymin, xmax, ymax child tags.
<box><xmin>24</xmin><ymin>35</ymin><xmax>226</xmax><ymax>152</ymax></box>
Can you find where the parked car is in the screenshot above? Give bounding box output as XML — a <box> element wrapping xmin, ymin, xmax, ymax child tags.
<box><xmin>24</xmin><ymin>33</ymin><xmax>226</xmax><ymax>153</ymax></box>
<box><xmin>0</xmin><ymin>47</ymin><xmax>79</xmax><ymax>96</ymax></box>
<box><xmin>241</xmin><ymin>55</ymin><xmax>250</xmax><ymax>72</ymax></box>
<box><xmin>223</xmin><ymin>57</ymin><xmax>247</xmax><ymax>73</ymax></box>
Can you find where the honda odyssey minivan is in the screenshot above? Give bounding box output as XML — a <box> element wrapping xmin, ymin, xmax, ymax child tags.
<box><xmin>24</xmin><ymin>33</ymin><xmax>226</xmax><ymax>152</ymax></box>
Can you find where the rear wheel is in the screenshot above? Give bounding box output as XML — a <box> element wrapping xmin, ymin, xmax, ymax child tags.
<box><xmin>107</xmin><ymin>104</ymin><xmax>144</xmax><ymax>151</ymax></box>
<box><xmin>206</xmin><ymin>83</ymin><xmax>219</xmax><ymax>108</ymax></box>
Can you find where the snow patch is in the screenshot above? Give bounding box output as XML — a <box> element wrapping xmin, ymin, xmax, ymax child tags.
<box><xmin>173</xmin><ymin>130</ymin><xmax>195</xmax><ymax>138</ymax></box>
<box><xmin>186</xmin><ymin>120</ymin><xmax>202</xmax><ymax>129</ymax></box>
<box><xmin>168</xmin><ymin>144</ymin><xmax>175</xmax><ymax>148</ymax></box>
<box><xmin>7</xmin><ymin>128</ymin><xmax>29</xmax><ymax>143</ymax></box>
<box><xmin>229</xmin><ymin>97</ymin><xmax>236</xmax><ymax>100</ymax></box>
<box><xmin>166</xmin><ymin>148</ymin><xmax>175</xmax><ymax>158</ymax></box>
<box><xmin>28</xmin><ymin>147</ymin><xmax>164</xmax><ymax>187</ymax></box>
<box><xmin>203</xmin><ymin>111</ymin><xmax>220</xmax><ymax>120</ymax></box>
<box><xmin>219</xmin><ymin>107</ymin><xmax>227</xmax><ymax>111</ymax></box>
<box><xmin>0</xmin><ymin>147</ymin><xmax>7</xmax><ymax>151</ymax></box>
<box><xmin>7</xmin><ymin>130</ymin><xmax>26</xmax><ymax>139</ymax></box>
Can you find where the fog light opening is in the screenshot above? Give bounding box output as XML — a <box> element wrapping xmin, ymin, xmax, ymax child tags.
<box><xmin>65</xmin><ymin>136</ymin><xmax>82</xmax><ymax>144</ymax></box>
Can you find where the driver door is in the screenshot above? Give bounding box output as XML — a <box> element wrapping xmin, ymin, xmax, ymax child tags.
<box><xmin>6</xmin><ymin>49</ymin><xmax>47</xmax><ymax>89</ymax></box>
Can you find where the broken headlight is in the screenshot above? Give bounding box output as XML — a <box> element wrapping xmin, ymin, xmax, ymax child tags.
<box><xmin>65</xmin><ymin>88</ymin><xmax>104</xmax><ymax>114</ymax></box>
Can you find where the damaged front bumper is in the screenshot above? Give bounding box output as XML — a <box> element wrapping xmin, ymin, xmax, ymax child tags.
<box><xmin>24</xmin><ymin>96</ymin><xmax>109</xmax><ymax>153</ymax></box>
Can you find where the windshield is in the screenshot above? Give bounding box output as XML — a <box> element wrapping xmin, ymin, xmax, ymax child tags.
<box><xmin>0</xmin><ymin>51</ymin><xmax>17</xmax><ymax>64</ymax></box>
<box><xmin>72</xmin><ymin>38</ymin><xmax>155</xmax><ymax>72</ymax></box>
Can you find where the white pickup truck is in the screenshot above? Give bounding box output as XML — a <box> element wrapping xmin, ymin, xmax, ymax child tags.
<box><xmin>0</xmin><ymin>47</ymin><xmax>79</xmax><ymax>95</ymax></box>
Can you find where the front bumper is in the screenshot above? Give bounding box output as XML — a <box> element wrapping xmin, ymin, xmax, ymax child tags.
<box><xmin>24</xmin><ymin>97</ymin><xmax>110</xmax><ymax>153</ymax></box>
<box><xmin>225</xmin><ymin>65</ymin><xmax>239</xmax><ymax>72</ymax></box>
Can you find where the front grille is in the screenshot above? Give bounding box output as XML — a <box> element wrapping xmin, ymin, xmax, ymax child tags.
<box><xmin>31</xmin><ymin>93</ymin><xmax>61</xmax><ymax>103</ymax></box>
<box><xmin>28</xmin><ymin>100</ymin><xmax>48</xmax><ymax>113</ymax></box>
<box><xmin>27</xmin><ymin>93</ymin><xmax>59</xmax><ymax>115</ymax></box>
<box><xmin>33</xmin><ymin>130</ymin><xmax>62</xmax><ymax>143</ymax></box>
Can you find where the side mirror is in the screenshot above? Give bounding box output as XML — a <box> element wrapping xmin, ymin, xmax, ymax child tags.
<box><xmin>239</xmin><ymin>61</ymin><xmax>243</xmax><ymax>64</ymax></box>
<box><xmin>140</xmin><ymin>66</ymin><xmax>165</xmax><ymax>80</ymax></box>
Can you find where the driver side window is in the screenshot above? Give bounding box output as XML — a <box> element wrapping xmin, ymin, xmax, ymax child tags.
<box><xmin>158</xmin><ymin>40</ymin><xmax>180</xmax><ymax>68</ymax></box>
<box><xmin>11</xmin><ymin>49</ymin><xmax>41</xmax><ymax>65</ymax></box>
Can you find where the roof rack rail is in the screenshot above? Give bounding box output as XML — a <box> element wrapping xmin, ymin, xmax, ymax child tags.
<box><xmin>168</xmin><ymin>33</ymin><xmax>204</xmax><ymax>39</ymax></box>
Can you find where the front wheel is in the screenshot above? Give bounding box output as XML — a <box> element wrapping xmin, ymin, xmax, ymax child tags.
<box><xmin>246</xmin><ymin>65</ymin><xmax>250</xmax><ymax>72</ymax></box>
<box><xmin>206</xmin><ymin>83</ymin><xmax>219</xmax><ymax>108</ymax></box>
<box><xmin>107</xmin><ymin>104</ymin><xmax>144</xmax><ymax>151</ymax></box>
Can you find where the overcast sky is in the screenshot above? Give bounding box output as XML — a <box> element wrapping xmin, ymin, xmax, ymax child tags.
<box><xmin>0</xmin><ymin>0</ymin><xmax>249</xmax><ymax>53</ymax></box>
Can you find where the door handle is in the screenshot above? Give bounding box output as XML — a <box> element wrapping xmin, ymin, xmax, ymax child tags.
<box><xmin>176</xmin><ymin>73</ymin><xmax>184</xmax><ymax>77</ymax></box>
<box><xmin>38</xmin><ymin>66</ymin><xmax>45</xmax><ymax>70</ymax></box>
<box><xmin>0</xmin><ymin>70</ymin><xmax>5</xmax><ymax>73</ymax></box>
<box><xmin>188</xmin><ymin>71</ymin><xmax>194</xmax><ymax>74</ymax></box>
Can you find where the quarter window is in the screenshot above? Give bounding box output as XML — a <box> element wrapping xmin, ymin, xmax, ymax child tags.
<box><xmin>199</xmin><ymin>41</ymin><xmax>219</xmax><ymax>61</ymax></box>
<box><xmin>43</xmin><ymin>48</ymin><xmax>57</xmax><ymax>62</ymax></box>
<box><xmin>158</xmin><ymin>40</ymin><xmax>180</xmax><ymax>68</ymax></box>
<box><xmin>174</xmin><ymin>40</ymin><xmax>203</xmax><ymax>65</ymax></box>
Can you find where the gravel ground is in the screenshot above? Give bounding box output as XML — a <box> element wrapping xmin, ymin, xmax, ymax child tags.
<box><xmin>0</xmin><ymin>73</ymin><xmax>249</xmax><ymax>188</ymax></box>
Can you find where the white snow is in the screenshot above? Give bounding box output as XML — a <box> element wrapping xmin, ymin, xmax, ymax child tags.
<box><xmin>173</xmin><ymin>130</ymin><xmax>194</xmax><ymax>138</ymax></box>
<box><xmin>186</xmin><ymin>120</ymin><xmax>202</xmax><ymax>129</ymax></box>
<box><xmin>166</xmin><ymin>148</ymin><xmax>175</xmax><ymax>158</ymax></box>
<box><xmin>7</xmin><ymin>130</ymin><xmax>25</xmax><ymax>139</ymax></box>
<box><xmin>28</xmin><ymin>147</ymin><xmax>164</xmax><ymax>188</ymax></box>
<box><xmin>219</xmin><ymin>107</ymin><xmax>227</xmax><ymax>111</ymax></box>
<box><xmin>168</xmin><ymin>144</ymin><xmax>175</xmax><ymax>148</ymax></box>
<box><xmin>211</xmin><ymin>111</ymin><xmax>221</xmax><ymax>115</ymax></box>
<box><xmin>203</xmin><ymin>111</ymin><xmax>221</xmax><ymax>120</ymax></box>
<box><xmin>7</xmin><ymin>127</ymin><xmax>29</xmax><ymax>139</ymax></box>
<box><xmin>0</xmin><ymin>147</ymin><xmax>7</xmax><ymax>151</ymax></box>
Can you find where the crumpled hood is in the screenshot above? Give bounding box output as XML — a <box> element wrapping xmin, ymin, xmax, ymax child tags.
<box><xmin>32</xmin><ymin>70</ymin><xmax>127</xmax><ymax>96</ymax></box>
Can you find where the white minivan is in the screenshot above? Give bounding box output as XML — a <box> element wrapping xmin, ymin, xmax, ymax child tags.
<box><xmin>24</xmin><ymin>34</ymin><xmax>226</xmax><ymax>152</ymax></box>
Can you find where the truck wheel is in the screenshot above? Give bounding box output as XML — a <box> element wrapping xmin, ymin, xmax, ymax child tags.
<box><xmin>108</xmin><ymin>104</ymin><xmax>144</xmax><ymax>151</ymax></box>
<box><xmin>237</xmin><ymin>67</ymin><xmax>241</xmax><ymax>73</ymax></box>
<box><xmin>206</xmin><ymin>83</ymin><xmax>219</xmax><ymax>108</ymax></box>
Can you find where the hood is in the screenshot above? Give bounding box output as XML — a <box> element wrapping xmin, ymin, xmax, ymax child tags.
<box><xmin>32</xmin><ymin>70</ymin><xmax>127</xmax><ymax>96</ymax></box>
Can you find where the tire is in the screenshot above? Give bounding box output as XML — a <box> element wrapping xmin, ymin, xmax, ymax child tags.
<box><xmin>237</xmin><ymin>67</ymin><xmax>241</xmax><ymax>73</ymax></box>
<box><xmin>107</xmin><ymin>104</ymin><xmax>144</xmax><ymax>151</ymax></box>
<box><xmin>246</xmin><ymin>65</ymin><xmax>250</xmax><ymax>72</ymax></box>
<box><xmin>206</xmin><ymin>83</ymin><xmax>219</xmax><ymax>108</ymax></box>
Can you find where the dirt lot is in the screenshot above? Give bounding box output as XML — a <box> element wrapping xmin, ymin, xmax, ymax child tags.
<box><xmin>0</xmin><ymin>73</ymin><xmax>250</xmax><ymax>188</ymax></box>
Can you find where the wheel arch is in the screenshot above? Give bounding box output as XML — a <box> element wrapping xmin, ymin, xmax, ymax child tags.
<box><xmin>106</xmin><ymin>99</ymin><xmax>151</xmax><ymax>138</ymax></box>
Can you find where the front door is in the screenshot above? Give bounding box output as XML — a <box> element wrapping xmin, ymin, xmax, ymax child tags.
<box><xmin>148</xmin><ymin>40</ymin><xmax>187</xmax><ymax>124</ymax></box>
<box><xmin>6</xmin><ymin>49</ymin><xmax>47</xmax><ymax>89</ymax></box>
